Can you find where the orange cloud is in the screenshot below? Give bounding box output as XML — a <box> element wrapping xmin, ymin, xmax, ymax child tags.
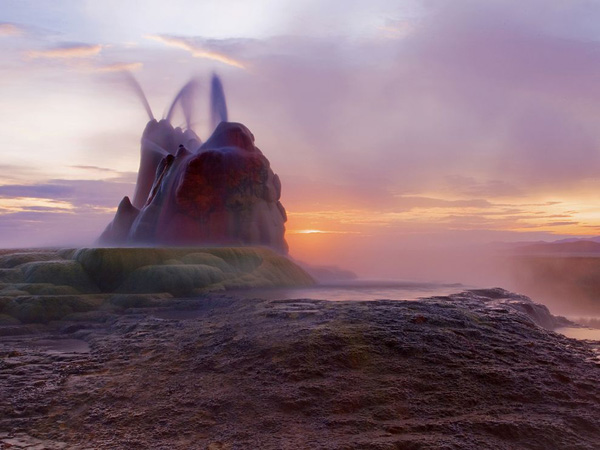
<box><xmin>145</xmin><ymin>34</ymin><xmax>245</xmax><ymax>69</ymax></box>
<box><xmin>26</xmin><ymin>44</ymin><xmax>103</xmax><ymax>59</ymax></box>
<box><xmin>0</xmin><ymin>197</ymin><xmax>74</xmax><ymax>214</ymax></box>
<box><xmin>283</xmin><ymin>188</ymin><xmax>600</xmax><ymax>241</ymax></box>
<box><xmin>96</xmin><ymin>62</ymin><xmax>143</xmax><ymax>72</ymax></box>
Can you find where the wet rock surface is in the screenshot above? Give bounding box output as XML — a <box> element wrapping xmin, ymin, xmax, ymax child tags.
<box><xmin>0</xmin><ymin>290</ymin><xmax>599</xmax><ymax>449</ymax></box>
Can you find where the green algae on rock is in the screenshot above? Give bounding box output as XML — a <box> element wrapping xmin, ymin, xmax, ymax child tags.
<box><xmin>0</xmin><ymin>247</ymin><xmax>314</xmax><ymax>323</ymax></box>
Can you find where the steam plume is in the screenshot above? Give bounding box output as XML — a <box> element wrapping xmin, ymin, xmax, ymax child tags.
<box><xmin>122</xmin><ymin>72</ymin><xmax>154</xmax><ymax>120</ymax></box>
<box><xmin>165</xmin><ymin>78</ymin><xmax>199</xmax><ymax>126</ymax></box>
<box><xmin>210</xmin><ymin>73</ymin><xmax>228</xmax><ymax>131</ymax></box>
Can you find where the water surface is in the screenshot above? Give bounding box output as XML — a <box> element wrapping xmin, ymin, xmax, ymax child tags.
<box><xmin>229</xmin><ymin>280</ymin><xmax>469</xmax><ymax>302</ymax></box>
<box><xmin>556</xmin><ymin>327</ymin><xmax>600</xmax><ymax>341</ymax></box>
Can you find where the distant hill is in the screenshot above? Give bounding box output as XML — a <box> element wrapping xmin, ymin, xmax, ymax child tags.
<box><xmin>554</xmin><ymin>236</ymin><xmax>600</xmax><ymax>244</ymax></box>
<box><xmin>513</xmin><ymin>239</ymin><xmax>600</xmax><ymax>255</ymax></box>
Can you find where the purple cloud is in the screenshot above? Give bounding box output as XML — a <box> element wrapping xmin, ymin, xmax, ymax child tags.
<box><xmin>0</xmin><ymin>179</ymin><xmax>133</xmax><ymax>208</ymax></box>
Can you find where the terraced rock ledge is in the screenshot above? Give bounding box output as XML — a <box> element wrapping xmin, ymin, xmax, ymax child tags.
<box><xmin>0</xmin><ymin>247</ymin><xmax>314</xmax><ymax>324</ymax></box>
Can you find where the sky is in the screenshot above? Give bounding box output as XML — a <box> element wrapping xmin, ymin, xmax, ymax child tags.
<box><xmin>1</xmin><ymin>0</ymin><xmax>600</xmax><ymax>281</ymax></box>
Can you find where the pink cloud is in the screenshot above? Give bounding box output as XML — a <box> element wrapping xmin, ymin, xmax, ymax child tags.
<box><xmin>26</xmin><ymin>44</ymin><xmax>102</xmax><ymax>59</ymax></box>
<box><xmin>0</xmin><ymin>22</ymin><xmax>25</xmax><ymax>37</ymax></box>
<box><xmin>96</xmin><ymin>62</ymin><xmax>143</xmax><ymax>72</ymax></box>
<box><xmin>145</xmin><ymin>34</ymin><xmax>246</xmax><ymax>69</ymax></box>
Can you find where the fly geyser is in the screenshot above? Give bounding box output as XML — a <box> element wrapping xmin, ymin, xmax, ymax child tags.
<box><xmin>100</xmin><ymin>74</ymin><xmax>288</xmax><ymax>253</ymax></box>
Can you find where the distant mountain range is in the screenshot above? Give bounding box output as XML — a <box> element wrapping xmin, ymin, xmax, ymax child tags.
<box><xmin>508</xmin><ymin>237</ymin><xmax>600</xmax><ymax>255</ymax></box>
<box><xmin>554</xmin><ymin>236</ymin><xmax>600</xmax><ymax>244</ymax></box>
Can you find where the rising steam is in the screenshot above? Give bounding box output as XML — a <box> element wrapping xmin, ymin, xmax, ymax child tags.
<box><xmin>165</xmin><ymin>77</ymin><xmax>200</xmax><ymax>128</ymax></box>
<box><xmin>210</xmin><ymin>73</ymin><xmax>228</xmax><ymax>132</ymax></box>
<box><xmin>121</xmin><ymin>72</ymin><xmax>154</xmax><ymax>121</ymax></box>
<box><xmin>125</xmin><ymin>73</ymin><xmax>229</xmax><ymax>208</ymax></box>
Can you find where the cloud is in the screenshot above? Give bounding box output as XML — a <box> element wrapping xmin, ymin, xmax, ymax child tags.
<box><xmin>0</xmin><ymin>197</ymin><xmax>75</xmax><ymax>215</ymax></box>
<box><xmin>96</xmin><ymin>62</ymin><xmax>143</xmax><ymax>72</ymax></box>
<box><xmin>0</xmin><ymin>165</ymin><xmax>44</xmax><ymax>183</ymax></box>
<box><xmin>393</xmin><ymin>196</ymin><xmax>493</xmax><ymax>210</ymax></box>
<box><xmin>145</xmin><ymin>34</ymin><xmax>246</xmax><ymax>69</ymax></box>
<box><xmin>442</xmin><ymin>176</ymin><xmax>523</xmax><ymax>198</ymax></box>
<box><xmin>0</xmin><ymin>179</ymin><xmax>133</xmax><ymax>208</ymax></box>
<box><xmin>0</xmin><ymin>184</ymin><xmax>73</xmax><ymax>199</ymax></box>
<box><xmin>26</xmin><ymin>43</ymin><xmax>102</xmax><ymax>59</ymax></box>
<box><xmin>71</xmin><ymin>165</ymin><xmax>117</xmax><ymax>173</ymax></box>
<box><xmin>546</xmin><ymin>221</ymin><xmax>580</xmax><ymax>227</ymax></box>
<box><xmin>0</xmin><ymin>178</ymin><xmax>135</xmax><ymax>247</ymax></box>
<box><xmin>222</xmin><ymin>0</ymin><xmax>600</xmax><ymax>197</ymax></box>
<box><xmin>0</xmin><ymin>22</ymin><xmax>25</xmax><ymax>37</ymax></box>
<box><xmin>68</xmin><ymin>166</ymin><xmax>138</xmax><ymax>183</ymax></box>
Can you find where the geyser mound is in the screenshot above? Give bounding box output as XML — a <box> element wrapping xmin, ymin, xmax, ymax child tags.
<box><xmin>100</xmin><ymin>74</ymin><xmax>288</xmax><ymax>253</ymax></box>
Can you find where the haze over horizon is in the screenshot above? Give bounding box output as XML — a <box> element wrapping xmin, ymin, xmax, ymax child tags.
<box><xmin>1</xmin><ymin>0</ymin><xmax>600</xmax><ymax>280</ymax></box>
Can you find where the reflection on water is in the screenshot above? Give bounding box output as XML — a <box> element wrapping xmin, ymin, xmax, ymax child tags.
<box><xmin>556</xmin><ymin>327</ymin><xmax>600</xmax><ymax>341</ymax></box>
<box><xmin>229</xmin><ymin>280</ymin><xmax>469</xmax><ymax>302</ymax></box>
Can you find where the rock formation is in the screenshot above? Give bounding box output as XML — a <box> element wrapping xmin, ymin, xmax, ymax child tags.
<box><xmin>0</xmin><ymin>247</ymin><xmax>314</xmax><ymax>323</ymax></box>
<box><xmin>99</xmin><ymin>75</ymin><xmax>288</xmax><ymax>253</ymax></box>
<box><xmin>1</xmin><ymin>289</ymin><xmax>599</xmax><ymax>449</ymax></box>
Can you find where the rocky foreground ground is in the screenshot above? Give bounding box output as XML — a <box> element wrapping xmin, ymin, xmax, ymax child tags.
<box><xmin>0</xmin><ymin>289</ymin><xmax>599</xmax><ymax>449</ymax></box>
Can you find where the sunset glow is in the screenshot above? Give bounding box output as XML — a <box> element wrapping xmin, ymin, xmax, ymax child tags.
<box><xmin>1</xmin><ymin>0</ymin><xmax>600</xmax><ymax>277</ymax></box>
